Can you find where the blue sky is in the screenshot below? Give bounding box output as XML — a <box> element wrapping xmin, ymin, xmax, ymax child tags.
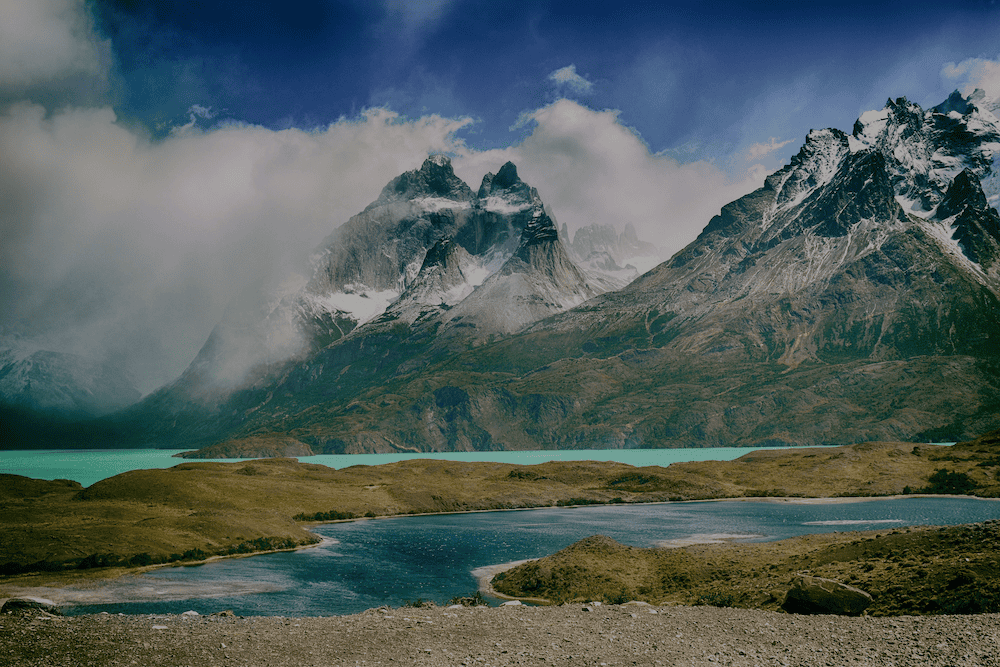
<box><xmin>90</xmin><ymin>0</ymin><xmax>1000</xmax><ymax>167</ymax></box>
<box><xmin>2</xmin><ymin>0</ymin><xmax>1000</xmax><ymax>392</ymax></box>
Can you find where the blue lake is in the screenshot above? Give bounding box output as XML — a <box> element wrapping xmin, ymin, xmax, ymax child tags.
<box><xmin>0</xmin><ymin>446</ymin><xmax>816</xmax><ymax>487</ymax></box>
<box><xmin>65</xmin><ymin>496</ymin><xmax>999</xmax><ymax>617</ymax></box>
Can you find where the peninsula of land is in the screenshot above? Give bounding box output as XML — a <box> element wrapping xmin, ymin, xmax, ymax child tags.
<box><xmin>2</xmin><ymin>430</ymin><xmax>999</xmax><ymax>617</ymax></box>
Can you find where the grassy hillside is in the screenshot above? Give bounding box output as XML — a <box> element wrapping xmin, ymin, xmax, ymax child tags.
<box><xmin>492</xmin><ymin>523</ymin><xmax>1000</xmax><ymax>616</ymax></box>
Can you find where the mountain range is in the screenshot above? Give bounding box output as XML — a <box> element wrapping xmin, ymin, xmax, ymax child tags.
<box><xmin>4</xmin><ymin>90</ymin><xmax>1000</xmax><ymax>454</ymax></box>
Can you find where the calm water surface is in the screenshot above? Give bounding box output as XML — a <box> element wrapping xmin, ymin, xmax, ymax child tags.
<box><xmin>66</xmin><ymin>497</ymin><xmax>998</xmax><ymax>617</ymax></box>
<box><xmin>1</xmin><ymin>446</ymin><xmax>812</xmax><ymax>487</ymax></box>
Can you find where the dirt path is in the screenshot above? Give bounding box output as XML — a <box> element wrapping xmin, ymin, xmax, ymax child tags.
<box><xmin>3</xmin><ymin>603</ymin><xmax>999</xmax><ymax>667</ymax></box>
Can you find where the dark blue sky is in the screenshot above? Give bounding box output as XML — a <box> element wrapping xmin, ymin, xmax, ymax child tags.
<box><xmin>92</xmin><ymin>0</ymin><xmax>1000</xmax><ymax>165</ymax></box>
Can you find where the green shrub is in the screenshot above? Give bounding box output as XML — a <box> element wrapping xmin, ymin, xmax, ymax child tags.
<box><xmin>78</xmin><ymin>553</ymin><xmax>121</xmax><ymax>569</ymax></box>
<box><xmin>403</xmin><ymin>598</ymin><xmax>430</xmax><ymax>608</ymax></box>
<box><xmin>556</xmin><ymin>497</ymin><xmax>603</xmax><ymax>507</ymax></box>
<box><xmin>923</xmin><ymin>469</ymin><xmax>978</xmax><ymax>495</ymax></box>
<box><xmin>128</xmin><ymin>553</ymin><xmax>153</xmax><ymax>567</ymax></box>
<box><xmin>605</xmin><ymin>587</ymin><xmax>633</xmax><ymax>605</ymax></box>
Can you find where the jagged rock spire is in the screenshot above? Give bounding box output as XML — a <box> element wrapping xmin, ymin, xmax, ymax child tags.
<box><xmin>376</xmin><ymin>155</ymin><xmax>473</xmax><ymax>204</ymax></box>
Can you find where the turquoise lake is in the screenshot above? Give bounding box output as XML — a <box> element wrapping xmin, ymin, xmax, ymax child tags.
<box><xmin>0</xmin><ymin>446</ymin><xmax>813</xmax><ymax>487</ymax></box>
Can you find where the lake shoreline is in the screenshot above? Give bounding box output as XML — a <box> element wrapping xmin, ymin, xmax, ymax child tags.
<box><xmin>2</xmin><ymin>493</ymin><xmax>998</xmax><ymax>612</ymax></box>
<box><xmin>3</xmin><ymin>436</ymin><xmax>998</xmax><ymax>611</ymax></box>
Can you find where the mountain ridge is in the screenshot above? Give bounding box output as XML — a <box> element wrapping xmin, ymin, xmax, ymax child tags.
<box><xmin>6</xmin><ymin>90</ymin><xmax>1000</xmax><ymax>453</ymax></box>
<box><xmin>195</xmin><ymin>89</ymin><xmax>1000</xmax><ymax>455</ymax></box>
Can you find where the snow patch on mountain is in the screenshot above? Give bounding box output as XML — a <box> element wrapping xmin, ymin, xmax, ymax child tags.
<box><xmin>849</xmin><ymin>108</ymin><xmax>891</xmax><ymax>152</ymax></box>
<box><xmin>921</xmin><ymin>217</ymin><xmax>989</xmax><ymax>284</ymax></box>
<box><xmin>983</xmin><ymin>151</ymin><xmax>1000</xmax><ymax>211</ymax></box>
<box><xmin>305</xmin><ymin>285</ymin><xmax>402</xmax><ymax>326</ymax></box>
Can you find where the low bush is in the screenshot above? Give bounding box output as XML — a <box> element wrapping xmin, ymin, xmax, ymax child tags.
<box><xmin>556</xmin><ymin>497</ymin><xmax>603</xmax><ymax>507</ymax></box>
<box><xmin>922</xmin><ymin>469</ymin><xmax>978</xmax><ymax>495</ymax></box>
<box><xmin>695</xmin><ymin>592</ymin><xmax>736</xmax><ymax>608</ymax></box>
<box><xmin>448</xmin><ymin>591</ymin><xmax>489</xmax><ymax>606</ymax></box>
<box><xmin>294</xmin><ymin>509</ymin><xmax>357</xmax><ymax>521</ymax></box>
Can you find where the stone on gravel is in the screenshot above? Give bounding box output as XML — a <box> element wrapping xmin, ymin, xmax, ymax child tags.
<box><xmin>782</xmin><ymin>575</ymin><xmax>873</xmax><ymax>615</ymax></box>
<box><xmin>1</xmin><ymin>598</ymin><xmax>62</xmax><ymax>616</ymax></box>
<box><xmin>7</xmin><ymin>605</ymin><xmax>999</xmax><ymax>667</ymax></box>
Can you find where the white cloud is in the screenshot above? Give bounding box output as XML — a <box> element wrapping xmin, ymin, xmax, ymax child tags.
<box><xmin>0</xmin><ymin>103</ymin><xmax>472</xmax><ymax>392</ymax></box>
<box><xmin>744</xmin><ymin>136</ymin><xmax>795</xmax><ymax>161</ymax></box>
<box><xmin>0</xmin><ymin>2</ymin><xmax>766</xmax><ymax>395</ymax></box>
<box><xmin>548</xmin><ymin>65</ymin><xmax>594</xmax><ymax>95</ymax></box>
<box><xmin>0</xmin><ymin>0</ymin><xmax>107</xmax><ymax>87</ymax></box>
<box><xmin>942</xmin><ymin>56</ymin><xmax>1000</xmax><ymax>100</ymax></box>
<box><xmin>169</xmin><ymin>104</ymin><xmax>220</xmax><ymax>135</ymax></box>
<box><xmin>1</xmin><ymin>98</ymin><xmax>766</xmax><ymax>393</ymax></box>
<box><xmin>452</xmin><ymin>99</ymin><xmax>763</xmax><ymax>262</ymax></box>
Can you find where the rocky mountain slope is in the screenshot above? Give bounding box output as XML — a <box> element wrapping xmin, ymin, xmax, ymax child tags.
<box><xmin>0</xmin><ymin>334</ymin><xmax>141</xmax><ymax>448</ymax></box>
<box><xmin>0</xmin><ymin>343</ymin><xmax>139</xmax><ymax>418</ymax></box>
<box><xmin>29</xmin><ymin>90</ymin><xmax>1000</xmax><ymax>454</ymax></box>
<box><xmin>168</xmin><ymin>90</ymin><xmax>1000</xmax><ymax>456</ymax></box>
<box><xmin>563</xmin><ymin>221</ymin><xmax>664</xmax><ymax>280</ymax></box>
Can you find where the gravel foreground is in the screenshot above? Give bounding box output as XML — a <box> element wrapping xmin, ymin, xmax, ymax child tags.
<box><xmin>3</xmin><ymin>604</ymin><xmax>999</xmax><ymax>667</ymax></box>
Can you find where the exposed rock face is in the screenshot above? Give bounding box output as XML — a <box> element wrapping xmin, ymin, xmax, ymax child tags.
<box><xmin>782</xmin><ymin>575</ymin><xmax>872</xmax><ymax>616</ymax></box>
<box><xmin>441</xmin><ymin>207</ymin><xmax>600</xmax><ymax>336</ymax></box>
<box><xmin>936</xmin><ymin>169</ymin><xmax>1000</xmax><ymax>270</ymax></box>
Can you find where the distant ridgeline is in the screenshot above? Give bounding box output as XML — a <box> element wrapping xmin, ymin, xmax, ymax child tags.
<box><xmin>6</xmin><ymin>90</ymin><xmax>1000</xmax><ymax>454</ymax></box>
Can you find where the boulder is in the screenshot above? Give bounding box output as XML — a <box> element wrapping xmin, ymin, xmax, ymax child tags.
<box><xmin>782</xmin><ymin>575</ymin><xmax>872</xmax><ymax>616</ymax></box>
<box><xmin>1</xmin><ymin>597</ymin><xmax>62</xmax><ymax>616</ymax></box>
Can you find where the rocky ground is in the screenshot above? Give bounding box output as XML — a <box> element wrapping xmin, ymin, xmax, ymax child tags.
<box><xmin>2</xmin><ymin>602</ymin><xmax>999</xmax><ymax>667</ymax></box>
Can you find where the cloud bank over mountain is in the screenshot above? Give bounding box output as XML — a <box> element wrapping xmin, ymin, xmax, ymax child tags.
<box><xmin>0</xmin><ymin>2</ymin><xmax>762</xmax><ymax>394</ymax></box>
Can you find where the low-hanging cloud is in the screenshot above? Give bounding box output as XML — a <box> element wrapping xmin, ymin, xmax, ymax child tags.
<box><xmin>2</xmin><ymin>98</ymin><xmax>763</xmax><ymax>395</ymax></box>
<box><xmin>452</xmin><ymin>99</ymin><xmax>763</xmax><ymax>260</ymax></box>
<box><xmin>0</xmin><ymin>3</ymin><xmax>765</xmax><ymax>397</ymax></box>
<box><xmin>0</xmin><ymin>103</ymin><xmax>472</xmax><ymax>393</ymax></box>
<box><xmin>744</xmin><ymin>137</ymin><xmax>796</xmax><ymax>161</ymax></box>
<box><xmin>942</xmin><ymin>56</ymin><xmax>1000</xmax><ymax>100</ymax></box>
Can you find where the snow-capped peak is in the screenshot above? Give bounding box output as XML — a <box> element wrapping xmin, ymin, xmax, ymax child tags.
<box><xmin>842</xmin><ymin>91</ymin><xmax>1000</xmax><ymax>214</ymax></box>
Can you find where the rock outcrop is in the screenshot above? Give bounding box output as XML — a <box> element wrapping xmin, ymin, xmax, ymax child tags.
<box><xmin>781</xmin><ymin>575</ymin><xmax>873</xmax><ymax>616</ymax></box>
